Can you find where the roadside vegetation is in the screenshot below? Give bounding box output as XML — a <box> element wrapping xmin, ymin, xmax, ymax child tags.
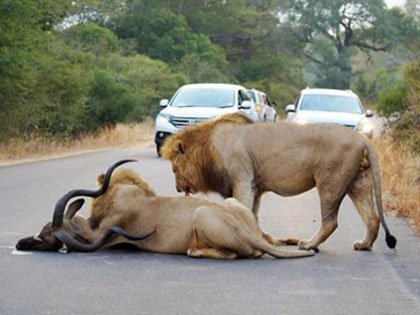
<box><xmin>375</xmin><ymin>133</ymin><xmax>420</xmax><ymax>235</ymax></box>
<box><xmin>0</xmin><ymin>0</ymin><xmax>418</xmax><ymax>233</ymax></box>
<box><xmin>374</xmin><ymin>59</ymin><xmax>420</xmax><ymax>235</ymax></box>
<box><xmin>0</xmin><ymin>118</ymin><xmax>154</xmax><ymax>165</ymax></box>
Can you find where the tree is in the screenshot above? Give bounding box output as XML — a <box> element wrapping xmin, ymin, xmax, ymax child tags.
<box><xmin>60</xmin><ymin>23</ymin><xmax>120</xmax><ymax>56</ymax></box>
<box><xmin>281</xmin><ymin>0</ymin><xmax>419</xmax><ymax>88</ymax></box>
<box><xmin>109</xmin><ymin>1</ymin><xmax>227</xmax><ymax>68</ymax></box>
<box><xmin>0</xmin><ymin>0</ymin><xmax>90</xmax><ymax>140</ymax></box>
<box><xmin>376</xmin><ymin>60</ymin><xmax>419</xmax><ymax>152</ymax></box>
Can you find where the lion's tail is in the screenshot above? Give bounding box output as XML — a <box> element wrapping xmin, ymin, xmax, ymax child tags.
<box><xmin>362</xmin><ymin>137</ymin><xmax>397</xmax><ymax>249</ymax></box>
<box><xmin>248</xmin><ymin>235</ymin><xmax>315</xmax><ymax>259</ymax></box>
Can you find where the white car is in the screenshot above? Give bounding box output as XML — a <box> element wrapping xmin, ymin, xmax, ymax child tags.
<box><xmin>285</xmin><ymin>88</ymin><xmax>374</xmax><ymax>138</ymax></box>
<box><xmin>248</xmin><ymin>89</ymin><xmax>277</xmax><ymax>122</ymax></box>
<box><xmin>154</xmin><ymin>83</ymin><xmax>259</xmax><ymax>156</ymax></box>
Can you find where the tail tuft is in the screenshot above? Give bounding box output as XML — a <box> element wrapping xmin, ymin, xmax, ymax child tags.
<box><xmin>386</xmin><ymin>234</ymin><xmax>397</xmax><ymax>249</ymax></box>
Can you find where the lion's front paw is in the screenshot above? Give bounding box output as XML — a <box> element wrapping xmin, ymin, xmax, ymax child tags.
<box><xmin>353</xmin><ymin>241</ymin><xmax>372</xmax><ymax>251</ymax></box>
<box><xmin>298</xmin><ymin>240</ymin><xmax>319</xmax><ymax>253</ymax></box>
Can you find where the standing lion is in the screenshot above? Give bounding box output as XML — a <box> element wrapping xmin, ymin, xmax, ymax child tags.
<box><xmin>161</xmin><ymin>113</ymin><xmax>397</xmax><ymax>252</ymax></box>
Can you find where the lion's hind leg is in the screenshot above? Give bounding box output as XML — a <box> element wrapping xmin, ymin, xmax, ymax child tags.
<box><xmin>298</xmin><ymin>190</ymin><xmax>343</xmax><ymax>252</ymax></box>
<box><xmin>348</xmin><ymin>170</ymin><xmax>380</xmax><ymax>250</ymax></box>
<box><xmin>188</xmin><ymin>223</ymin><xmax>237</xmax><ymax>260</ymax></box>
<box><xmin>189</xmin><ymin>205</ymin><xmax>259</xmax><ymax>259</ymax></box>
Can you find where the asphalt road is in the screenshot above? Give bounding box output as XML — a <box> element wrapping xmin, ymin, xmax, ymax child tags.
<box><xmin>1</xmin><ymin>144</ymin><xmax>419</xmax><ymax>315</ymax></box>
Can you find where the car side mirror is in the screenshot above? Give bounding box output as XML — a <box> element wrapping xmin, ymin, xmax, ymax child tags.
<box><xmin>271</xmin><ymin>101</ymin><xmax>277</xmax><ymax>107</ymax></box>
<box><xmin>159</xmin><ymin>99</ymin><xmax>169</xmax><ymax>107</ymax></box>
<box><xmin>285</xmin><ymin>104</ymin><xmax>296</xmax><ymax>113</ymax></box>
<box><xmin>239</xmin><ymin>100</ymin><xmax>252</xmax><ymax>109</ymax></box>
<box><xmin>365</xmin><ymin>109</ymin><xmax>373</xmax><ymax>117</ymax></box>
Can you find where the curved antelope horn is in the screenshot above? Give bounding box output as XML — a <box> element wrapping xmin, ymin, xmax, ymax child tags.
<box><xmin>52</xmin><ymin>159</ymin><xmax>137</xmax><ymax>228</ymax></box>
<box><xmin>64</xmin><ymin>199</ymin><xmax>85</xmax><ymax>221</ymax></box>
<box><xmin>54</xmin><ymin>227</ymin><xmax>156</xmax><ymax>252</ymax></box>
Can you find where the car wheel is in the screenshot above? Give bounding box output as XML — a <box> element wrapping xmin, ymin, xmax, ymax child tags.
<box><xmin>156</xmin><ymin>144</ymin><xmax>162</xmax><ymax>157</ymax></box>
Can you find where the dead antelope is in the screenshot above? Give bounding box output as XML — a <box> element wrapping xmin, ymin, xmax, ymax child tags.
<box><xmin>16</xmin><ymin>160</ymin><xmax>315</xmax><ymax>259</ymax></box>
<box><xmin>16</xmin><ymin>160</ymin><xmax>155</xmax><ymax>252</ymax></box>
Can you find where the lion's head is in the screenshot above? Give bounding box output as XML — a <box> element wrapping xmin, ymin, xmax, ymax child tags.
<box><xmin>97</xmin><ymin>168</ymin><xmax>156</xmax><ymax>197</ymax></box>
<box><xmin>161</xmin><ymin>113</ymin><xmax>253</xmax><ymax>196</ymax></box>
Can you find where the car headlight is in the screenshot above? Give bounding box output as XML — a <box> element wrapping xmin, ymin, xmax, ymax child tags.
<box><xmin>358</xmin><ymin>120</ymin><xmax>373</xmax><ymax>133</ymax></box>
<box><xmin>158</xmin><ymin>112</ymin><xmax>172</xmax><ymax>121</ymax></box>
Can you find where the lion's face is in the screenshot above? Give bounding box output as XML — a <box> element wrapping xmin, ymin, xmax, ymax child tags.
<box><xmin>172</xmin><ymin>163</ymin><xmax>194</xmax><ymax>194</ymax></box>
<box><xmin>169</xmin><ymin>142</ymin><xmax>199</xmax><ymax>195</ymax></box>
<box><xmin>161</xmin><ymin>114</ymin><xmax>254</xmax><ymax>196</ymax></box>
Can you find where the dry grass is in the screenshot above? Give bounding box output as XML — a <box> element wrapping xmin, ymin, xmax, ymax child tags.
<box><xmin>0</xmin><ymin>118</ymin><xmax>154</xmax><ymax>165</ymax></box>
<box><xmin>374</xmin><ymin>132</ymin><xmax>420</xmax><ymax>235</ymax></box>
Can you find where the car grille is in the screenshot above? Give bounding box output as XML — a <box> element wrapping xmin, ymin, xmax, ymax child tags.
<box><xmin>170</xmin><ymin>117</ymin><xmax>209</xmax><ymax>128</ymax></box>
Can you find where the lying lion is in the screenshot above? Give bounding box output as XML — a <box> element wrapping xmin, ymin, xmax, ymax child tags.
<box><xmin>161</xmin><ymin>113</ymin><xmax>397</xmax><ymax>252</ymax></box>
<box><xmin>17</xmin><ymin>160</ymin><xmax>314</xmax><ymax>259</ymax></box>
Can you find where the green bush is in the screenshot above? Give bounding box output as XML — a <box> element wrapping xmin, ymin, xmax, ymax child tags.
<box><xmin>97</xmin><ymin>53</ymin><xmax>187</xmax><ymax>119</ymax></box>
<box><xmin>84</xmin><ymin>69</ymin><xmax>136</xmax><ymax>132</ymax></box>
<box><xmin>61</xmin><ymin>24</ymin><xmax>120</xmax><ymax>56</ymax></box>
<box><xmin>376</xmin><ymin>61</ymin><xmax>419</xmax><ymax>153</ymax></box>
<box><xmin>377</xmin><ymin>83</ymin><xmax>408</xmax><ymax>117</ymax></box>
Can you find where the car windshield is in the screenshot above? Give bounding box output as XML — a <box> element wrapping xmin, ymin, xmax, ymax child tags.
<box><xmin>300</xmin><ymin>95</ymin><xmax>363</xmax><ymax>114</ymax></box>
<box><xmin>171</xmin><ymin>87</ymin><xmax>235</xmax><ymax>108</ymax></box>
<box><xmin>248</xmin><ymin>91</ymin><xmax>257</xmax><ymax>103</ymax></box>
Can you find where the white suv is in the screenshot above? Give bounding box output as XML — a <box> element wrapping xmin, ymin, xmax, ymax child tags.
<box><xmin>248</xmin><ymin>89</ymin><xmax>277</xmax><ymax>122</ymax></box>
<box><xmin>154</xmin><ymin>83</ymin><xmax>258</xmax><ymax>156</ymax></box>
<box><xmin>285</xmin><ymin>88</ymin><xmax>374</xmax><ymax>138</ymax></box>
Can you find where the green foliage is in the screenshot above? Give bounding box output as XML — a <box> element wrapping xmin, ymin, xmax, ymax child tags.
<box><xmin>97</xmin><ymin>53</ymin><xmax>187</xmax><ymax>119</ymax></box>
<box><xmin>1</xmin><ymin>0</ymin><xmax>417</xmax><ymax>144</ymax></box>
<box><xmin>175</xmin><ymin>54</ymin><xmax>232</xmax><ymax>83</ymax></box>
<box><xmin>353</xmin><ymin>69</ymin><xmax>400</xmax><ymax>103</ymax></box>
<box><xmin>111</xmin><ymin>4</ymin><xmax>226</xmax><ymax>68</ymax></box>
<box><xmin>84</xmin><ymin>69</ymin><xmax>136</xmax><ymax>131</ymax></box>
<box><xmin>239</xmin><ymin>53</ymin><xmax>305</xmax><ymax>109</ymax></box>
<box><xmin>377</xmin><ymin>83</ymin><xmax>408</xmax><ymax>117</ymax></box>
<box><xmin>281</xmin><ymin>0</ymin><xmax>419</xmax><ymax>89</ymax></box>
<box><xmin>61</xmin><ymin>24</ymin><xmax>120</xmax><ymax>56</ymax></box>
<box><xmin>0</xmin><ymin>0</ymin><xmax>93</xmax><ymax>140</ymax></box>
<box><xmin>377</xmin><ymin>61</ymin><xmax>419</xmax><ymax>117</ymax></box>
<box><xmin>376</xmin><ymin>60</ymin><xmax>419</xmax><ymax>152</ymax></box>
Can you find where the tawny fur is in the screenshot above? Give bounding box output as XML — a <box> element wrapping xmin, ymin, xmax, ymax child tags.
<box><xmin>161</xmin><ymin>113</ymin><xmax>395</xmax><ymax>251</ymax></box>
<box><xmin>78</xmin><ymin>168</ymin><xmax>314</xmax><ymax>259</ymax></box>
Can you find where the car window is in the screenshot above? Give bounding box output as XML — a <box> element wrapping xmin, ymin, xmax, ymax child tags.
<box><xmin>249</xmin><ymin>91</ymin><xmax>257</xmax><ymax>103</ymax></box>
<box><xmin>300</xmin><ymin>95</ymin><xmax>363</xmax><ymax>113</ymax></box>
<box><xmin>263</xmin><ymin>95</ymin><xmax>269</xmax><ymax>105</ymax></box>
<box><xmin>239</xmin><ymin>90</ymin><xmax>251</xmax><ymax>104</ymax></box>
<box><xmin>171</xmin><ymin>87</ymin><xmax>235</xmax><ymax>108</ymax></box>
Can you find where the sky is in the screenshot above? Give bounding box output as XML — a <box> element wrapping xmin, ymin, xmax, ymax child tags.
<box><xmin>385</xmin><ymin>0</ymin><xmax>406</xmax><ymax>8</ymax></box>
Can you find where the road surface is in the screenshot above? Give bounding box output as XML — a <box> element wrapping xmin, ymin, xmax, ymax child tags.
<box><xmin>0</xmin><ymin>144</ymin><xmax>419</xmax><ymax>314</ymax></box>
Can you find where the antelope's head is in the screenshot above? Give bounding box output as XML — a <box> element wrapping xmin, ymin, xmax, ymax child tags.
<box><xmin>15</xmin><ymin>160</ymin><xmax>154</xmax><ymax>252</ymax></box>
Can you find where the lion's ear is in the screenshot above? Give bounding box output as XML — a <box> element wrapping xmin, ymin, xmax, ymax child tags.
<box><xmin>173</xmin><ymin>139</ymin><xmax>186</xmax><ymax>155</ymax></box>
<box><xmin>97</xmin><ymin>173</ymin><xmax>105</xmax><ymax>185</ymax></box>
